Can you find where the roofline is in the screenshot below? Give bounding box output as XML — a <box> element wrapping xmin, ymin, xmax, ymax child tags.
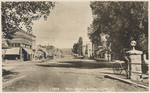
<box><xmin>20</xmin><ymin>30</ymin><xmax>36</xmax><ymax>38</ymax></box>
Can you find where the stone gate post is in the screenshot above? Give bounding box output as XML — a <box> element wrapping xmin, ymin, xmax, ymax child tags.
<box><xmin>126</xmin><ymin>41</ymin><xmax>143</xmax><ymax>81</ymax></box>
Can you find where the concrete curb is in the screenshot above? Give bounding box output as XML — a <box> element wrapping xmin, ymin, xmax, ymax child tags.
<box><xmin>104</xmin><ymin>74</ymin><xmax>149</xmax><ymax>90</ymax></box>
<box><xmin>3</xmin><ymin>75</ymin><xmax>27</xmax><ymax>88</ymax></box>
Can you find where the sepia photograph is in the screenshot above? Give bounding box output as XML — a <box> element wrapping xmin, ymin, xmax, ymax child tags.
<box><xmin>1</xmin><ymin>1</ymin><xmax>149</xmax><ymax>92</ymax></box>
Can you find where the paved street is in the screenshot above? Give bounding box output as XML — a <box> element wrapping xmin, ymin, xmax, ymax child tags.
<box><xmin>3</xmin><ymin>57</ymin><xmax>147</xmax><ymax>92</ymax></box>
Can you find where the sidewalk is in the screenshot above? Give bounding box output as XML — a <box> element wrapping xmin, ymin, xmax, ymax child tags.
<box><xmin>101</xmin><ymin>68</ymin><xmax>149</xmax><ymax>90</ymax></box>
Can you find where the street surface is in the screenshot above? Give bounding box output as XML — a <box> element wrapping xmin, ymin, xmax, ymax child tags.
<box><xmin>3</xmin><ymin>57</ymin><xmax>147</xmax><ymax>92</ymax></box>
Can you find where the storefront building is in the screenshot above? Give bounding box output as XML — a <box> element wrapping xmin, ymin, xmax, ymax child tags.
<box><xmin>2</xmin><ymin>30</ymin><xmax>36</xmax><ymax>61</ymax></box>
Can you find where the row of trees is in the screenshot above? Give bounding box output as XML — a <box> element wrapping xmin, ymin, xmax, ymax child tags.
<box><xmin>88</xmin><ymin>1</ymin><xmax>148</xmax><ymax>60</ymax></box>
<box><xmin>2</xmin><ymin>2</ymin><xmax>55</xmax><ymax>39</ymax></box>
<box><xmin>72</xmin><ymin>37</ymin><xmax>83</xmax><ymax>56</ymax></box>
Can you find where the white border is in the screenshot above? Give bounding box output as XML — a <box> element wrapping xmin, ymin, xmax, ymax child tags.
<box><xmin>0</xmin><ymin>0</ymin><xmax>149</xmax><ymax>93</ymax></box>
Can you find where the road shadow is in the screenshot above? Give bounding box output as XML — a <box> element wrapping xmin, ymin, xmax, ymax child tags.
<box><xmin>2</xmin><ymin>69</ymin><xmax>18</xmax><ymax>76</ymax></box>
<box><xmin>2</xmin><ymin>69</ymin><xmax>19</xmax><ymax>83</ymax></box>
<box><xmin>36</xmin><ymin>61</ymin><xmax>117</xmax><ymax>69</ymax></box>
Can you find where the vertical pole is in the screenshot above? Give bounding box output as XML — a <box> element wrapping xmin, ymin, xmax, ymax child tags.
<box><xmin>126</xmin><ymin>54</ymin><xmax>131</xmax><ymax>79</ymax></box>
<box><xmin>108</xmin><ymin>50</ymin><xmax>109</xmax><ymax>61</ymax></box>
<box><xmin>128</xmin><ymin>56</ymin><xmax>131</xmax><ymax>79</ymax></box>
<box><xmin>20</xmin><ymin>47</ymin><xmax>23</xmax><ymax>61</ymax></box>
<box><xmin>107</xmin><ymin>42</ymin><xmax>109</xmax><ymax>62</ymax></box>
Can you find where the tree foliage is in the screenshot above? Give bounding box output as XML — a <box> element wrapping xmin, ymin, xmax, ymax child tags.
<box><xmin>78</xmin><ymin>36</ymin><xmax>83</xmax><ymax>46</ymax></box>
<box><xmin>72</xmin><ymin>43</ymin><xmax>79</xmax><ymax>54</ymax></box>
<box><xmin>88</xmin><ymin>1</ymin><xmax>148</xmax><ymax>59</ymax></box>
<box><xmin>78</xmin><ymin>36</ymin><xmax>83</xmax><ymax>55</ymax></box>
<box><xmin>2</xmin><ymin>1</ymin><xmax>55</xmax><ymax>39</ymax></box>
<box><xmin>72</xmin><ymin>36</ymin><xmax>83</xmax><ymax>55</ymax></box>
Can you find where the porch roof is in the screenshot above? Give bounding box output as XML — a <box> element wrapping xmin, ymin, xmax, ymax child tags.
<box><xmin>5</xmin><ymin>48</ymin><xmax>20</xmax><ymax>55</ymax></box>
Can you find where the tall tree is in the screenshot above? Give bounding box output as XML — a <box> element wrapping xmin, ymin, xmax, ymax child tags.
<box><xmin>78</xmin><ymin>36</ymin><xmax>83</xmax><ymax>56</ymax></box>
<box><xmin>72</xmin><ymin>43</ymin><xmax>79</xmax><ymax>54</ymax></box>
<box><xmin>89</xmin><ymin>1</ymin><xmax>148</xmax><ymax>60</ymax></box>
<box><xmin>2</xmin><ymin>1</ymin><xmax>55</xmax><ymax>39</ymax></box>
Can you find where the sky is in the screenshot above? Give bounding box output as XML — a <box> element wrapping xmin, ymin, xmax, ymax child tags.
<box><xmin>32</xmin><ymin>2</ymin><xmax>93</xmax><ymax>49</ymax></box>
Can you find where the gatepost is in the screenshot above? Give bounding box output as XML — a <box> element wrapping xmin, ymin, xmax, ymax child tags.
<box><xmin>126</xmin><ymin>41</ymin><xmax>143</xmax><ymax>81</ymax></box>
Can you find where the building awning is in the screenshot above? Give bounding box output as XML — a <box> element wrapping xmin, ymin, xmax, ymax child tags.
<box><xmin>23</xmin><ymin>48</ymin><xmax>33</xmax><ymax>54</ymax></box>
<box><xmin>5</xmin><ymin>48</ymin><xmax>20</xmax><ymax>55</ymax></box>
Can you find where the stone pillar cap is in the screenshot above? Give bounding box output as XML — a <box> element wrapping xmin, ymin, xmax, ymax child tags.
<box><xmin>126</xmin><ymin>50</ymin><xmax>143</xmax><ymax>55</ymax></box>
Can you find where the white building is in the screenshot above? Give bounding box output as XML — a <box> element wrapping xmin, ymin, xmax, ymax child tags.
<box><xmin>82</xmin><ymin>45</ymin><xmax>87</xmax><ymax>56</ymax></box>
<box><xmin>82</xmin><ymin>43</ymin><xmax>93</xmax><ymax>58</ymax></box>
<box><xmin>87</xmin><ymin>42</ymin><xmax>92</xmax><ymax>58</ymax></box>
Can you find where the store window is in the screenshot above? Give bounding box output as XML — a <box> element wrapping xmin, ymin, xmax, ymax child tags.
<box><xmin>15</xmin><ymin>43</ymin><xmax>18</xmax><ymax>47</ymax></box>
<box><xmin>15</xmin><ymin>43</ymin><xmax>20</xmax><ymax>47</ymax></box>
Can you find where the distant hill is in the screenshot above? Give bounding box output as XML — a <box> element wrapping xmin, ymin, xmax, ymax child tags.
<box><xmin>60</xmin><ymin>48</ymin><xmax>73</xmax><ymax>56</ymax></box>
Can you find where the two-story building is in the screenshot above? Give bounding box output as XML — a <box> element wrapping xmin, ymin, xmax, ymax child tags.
<box><xmin>3</xmin><ymin>30</ymin><xmax>36</xmax><ymax>61</ymax></box>
<box><xmin>81</xmin><ymin>43</ymin><xmax>93</xmax><ymax>58</ymax></box>
<box><xmin>82</xmin><ymin>45</ymin><xmax>87</xmax><ymax>57</ymax></box>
